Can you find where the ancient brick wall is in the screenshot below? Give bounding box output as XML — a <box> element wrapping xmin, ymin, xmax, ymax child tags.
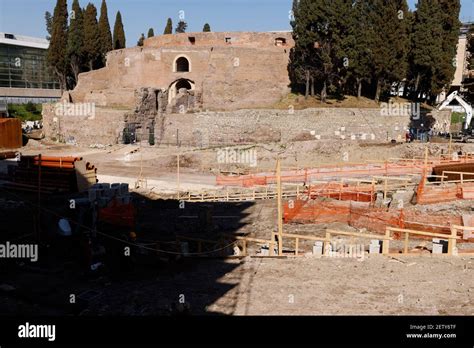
<box><xmin>69</xmin><ymin>32</ymin><xmax>293</xmax><ymax>111</ymax></box>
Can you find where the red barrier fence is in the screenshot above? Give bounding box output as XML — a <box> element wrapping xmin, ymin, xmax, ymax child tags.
<box><xmin>283</xmin><ymin>199</ymin><xmax>465</xmax><ymax>239</ymax></box>
<box><xmin>217</xmin><ymin>157</ymin><xmax>474</xmax><ymax>188</ymax></box>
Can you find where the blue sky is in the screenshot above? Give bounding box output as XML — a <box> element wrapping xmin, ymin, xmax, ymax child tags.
<box><xmin>0</xmin><ymin>0</ymin><xmax>472</xmax><ymax>47</ymax></box>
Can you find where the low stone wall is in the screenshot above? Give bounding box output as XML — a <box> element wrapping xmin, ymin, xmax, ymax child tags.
<box><xmin>42</xmin><ymin>104</ymin><xmax>127</xmax><ymax>146</ymax></box>
<box><xmin>42</xmin><ymin>104</ymin><xmax>451</xmax><ymax>147</ymax></box>
<box><xmin>156</xmin><ymin>108</ymin><xmax>412</xmax><ymax>146</ymax></box>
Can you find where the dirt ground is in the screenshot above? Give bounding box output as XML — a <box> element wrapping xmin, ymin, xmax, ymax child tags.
<box><xmin>1</xmin><ymin>138</ymin><xmax>474</xmax><ymax>316</ymax></box>
<box><xmin>15</xmin><ymin>138</ymin><xmax>474</xmax><ymax>194</ymax></box>
<box><xmin>2</xmin><ymin>255</ymin><xmax>471</xmax><ymax>316</ymax></box>
<box><xmin>207</xmin><ymin>256</ymin><xmax>474</xmax><ymax>315</ymax></box>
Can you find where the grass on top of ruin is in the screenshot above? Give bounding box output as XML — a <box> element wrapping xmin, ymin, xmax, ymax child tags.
<box><xmin>273</xmin><ymin>93</ymin><xmax>436</xmax><ymax>111</ymax></box>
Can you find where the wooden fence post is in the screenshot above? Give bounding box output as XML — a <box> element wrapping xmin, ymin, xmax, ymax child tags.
<box><xmin>448</xmin><ymin>227</ymin><xmax>457</xmax><ymax>256</ymax></box>
<box><xmin>382</xmin><ymin>228</ymin><xmax>390</xmax><ymax>255</ymax></box>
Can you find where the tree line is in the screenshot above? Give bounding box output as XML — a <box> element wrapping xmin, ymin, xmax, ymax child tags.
<box><xmin>46</xmin><ymin>0</ymin><xmax>124</xmax><ymax>92</ymax></box>
<box><xmin>289</xmin><ymin>0</ymin><xmax>462</xmax><ymax>104</ymax></box>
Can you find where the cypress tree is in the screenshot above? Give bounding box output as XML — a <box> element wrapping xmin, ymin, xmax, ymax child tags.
<box><xmin>468</xmin><ymin>25</ymin><xmax>474</xmax><ymax>103</ymax></box>
<box><xmin>113</xmin><ymin>11</ymin><xmax>126</xmax><ymax>49</ymax></box>
<box><xmin>98</xmin><ymin>0</ymin><xmax>113</xmax><ymax>66</ymax></box>
<box><xmin>370</xmin><ymin>0</ymin><xmax>409</xmax><ymax>102</ymax></box>
<box><xmin>45</xmin><ymin>11</ymin><xmax>53</xmax><ymax>41</ymax></box>
<box><xmin>137</xmin><ymin>33</ymin><xmax>145</xmax><ymax>46</ymax></box>
<box><xmin>147</xmin><ymin>28</ymin><xmax>154</xmax><ymax>38</ymax></box>
<box><xmin>409</xmin><ymin>0</ymin><xmax>460</xmax><ymax>102</ymax></box>
<box><xmin>288</xmin><ymin>0</ymin><xmax>316</xmax><ymax>98</ymax></box>
<box><xmin>469</xmin><ymin>25</ymin><xmax>474</xmax><ymax>68</ymax></box>
<box><xmin>163</xmin><ymin>18</ymin><xmax>173</xmax><ymax>34</ymax></box>
<box><xmin>431</xmin><ymin>0</ymin><xmax>461</xmax><ymax>100</ymax></box>
<box><xmin>203</xmin><ymin>23</ymin><xmax>211</xmax><ymax>32</ymax></box>
<box><xmin>175</xmin><ymin>20</ymin><xmax>187</xmax><ymax>33</ymax></box>
<box><xmin>67</xmin><ymin>0</ymin><xmax>84</xmax><ymax>84</ymax></box>
<box><xmin>344</xmin><ymin>0</ymin><xmax>374</xmax><ymax>99</ymax></box>
<box><xmin>83</xmin><ymin>3</ymin><xmax>100</xmax><ymax>70</ymax></box>
<box><xmin>46</xmin><ymin>0</ymin><xmax>68</xmax><ymax>92</ymax></box>
<box><xmin>409</xmin><ymin>0</ymin><xmax>441</xmax><ymax>99</ymax></box>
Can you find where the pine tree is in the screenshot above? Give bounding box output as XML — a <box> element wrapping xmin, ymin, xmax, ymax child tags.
<box><xmin>83</xmin><ymin>3</ymin><xmax>101</xmax><ymax>70</ymax></box>
<box><xmin>203</xmin><ymin>23</ymin><xmax>211</xmax><ymax>32</ymax></box>
<box><xmin>147</xmin><ymin>28</ymin><xmax>154</xmax><ymax>38</ymax></box>
<box><xmin>113</xmin><ymin>11</ymin><xmax>126</xmax><ymax>49</ymax></box>
<box><xmin>137</xmin><ymin>33</ymin><xmax>145</xmax><ymax>46</ymax></box>
<box><xmin>46</xmin><ymin>0</ymin><xmax>68</xmax><ymax>92</ymax></box>
<box><xmin>163</xmin><ymin>18</ymin><xmax>173</xmax><ymax>34</ymax></box>
<box><xmin>67</xmin><ymin>0</ymin><xmax>84</xmax><ymax>84</ymax></box>
<box><xmin>98</xmin><ymin>0</ymin><xmax>113</xmax><ymax>66</ymax></box>
<box><xmin>175</xmin><ymin>20</ymin><xmax>187</xmax><ymax>33</ymax></box>
<box><xmin>45</xmin><ymin>11</ymin><xmax>53</xmax><ymax>41</ymax></box>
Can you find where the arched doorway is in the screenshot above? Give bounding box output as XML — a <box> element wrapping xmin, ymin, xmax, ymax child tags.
<box><xmin>175</xmin><ymin>79</ymin><xmax>192</xmax><ymax>91</ymax></box>
<box><xmin>168</xmin><ymin>78</ymin><xmax>195</xmax><ymax>104</ymax></box>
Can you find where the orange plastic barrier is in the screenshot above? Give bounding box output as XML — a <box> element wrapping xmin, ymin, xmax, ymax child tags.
<box><xmin>307</xmin><ymin>183</ymin><xmax>374</xmax><ymax>202</ymax></box>
<box><xmin>284</xmin><ymin>199</ymin><xmax>462</xmax><ymax>238</ymax></box>
<box><xmin>217</xmin><ymin>157</ymin><xmax>474</xmax><ymax>188</ymax></box>
<box><xmin>99</xmin><ymin>200</ymin><xmax>135</xmax><ymax>228</ymax></box>
<box><xmin>417</xmin><ymin>182</ymin><xmax>474</xmax><ymax>204</ymax></box>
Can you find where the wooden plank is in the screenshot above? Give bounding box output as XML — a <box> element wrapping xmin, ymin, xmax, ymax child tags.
<box><xmin>276</xmin><ymin>232</ymin><xmax>327</xmax><ymax>242</ymax></box>
<box><xmin>404</xmin><ymin>232</ymin><xmax>409</xmax><ymax>254</ymax></box>
<box><xmin>326</xmin><ymin>229</ymin><xmax>392</xmax><ymax>240</ymax></box>
<box><xmin>382</xmin><ymin>229</ymin><xmax>390</xmax><ymax>255</ymax></box>
<box><xmin>448</xmin><ymin>227</ymin><xmax>457</xmax><ymax>256</ymax></box>
<box><xmin>387</xmin><ymin>227</ymin><xmax>461</xmax><ymax>240</ymax></box>
<box><xmin>277</xmin><ymin>159</ymin><xmax>283</xmax><ymax>256</ymax></box>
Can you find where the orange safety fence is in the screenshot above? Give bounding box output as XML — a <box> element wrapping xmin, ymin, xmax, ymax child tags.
<box><xmin>217</xmin><ymin>156</ymin><xmax>474</xmax><ymax>188</ymax></box>
<box><xmin>307</xmin><ymin>182</ymin><xmax>375</xmax><ymax>203</ymax></box>
<box><xmin>99</xmin><ymin>199</ymin><xmax>136</xmax><ymax>228</ymax></box>
<box><xmin>283</xmin><ymin>199</ymin><xmax>467</xmax><ymax>240</ymax></box>
<box><xmin>417</xmin><ymin>181</ymin><xmax>474</xmax><ymax>204</ymax></box>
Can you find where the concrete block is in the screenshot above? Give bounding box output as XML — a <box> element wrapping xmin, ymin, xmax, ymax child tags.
<box><xmin>369</xmin><ymin>244</ymin><xmax>381</xmax><ymax>254</ymax></box>
<box><xmin>104</xmin><ymin>188</ymin><xmax>115</xmax><ymax>198</ymax></box>
<box><xmin>88</xmin><ymin>189</ymin><xmax>97</xmax><ymax>202</ymax></box>
<box><xmin>120</xmin><ymin>183</ymin><xmax>129</xmax><ymax>195</ymax></box>
<box><xmin>181</xmin><ymin>242</ymin><xmax>190</xmax><ymax>256</ymax></box>
<box><xmin>432</xmin><ymin>239</ymin><xmax>448</xmax><ymax>254</ymax></box>
<box><xmin>312</xmin><ymin>244</ymin><xmax>323</xmax><ymax>256</ymax></box>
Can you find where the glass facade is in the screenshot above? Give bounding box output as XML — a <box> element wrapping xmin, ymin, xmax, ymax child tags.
<box><xmin>0</xmin><ymin>43</ymin><xmax>60</xmax><ymax>89</ymax></box>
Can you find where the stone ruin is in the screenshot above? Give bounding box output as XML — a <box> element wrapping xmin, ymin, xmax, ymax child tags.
<box><xmin>122</xmin><ymin>86</ymin><xmax>203</xmax><ymax>145</ymax></box>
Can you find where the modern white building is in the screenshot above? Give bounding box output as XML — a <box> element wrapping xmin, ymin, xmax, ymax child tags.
<box><xmin>0</xmin><ymin>32</ymin><xmax>61</xmax><ymax>103</ymax></box>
